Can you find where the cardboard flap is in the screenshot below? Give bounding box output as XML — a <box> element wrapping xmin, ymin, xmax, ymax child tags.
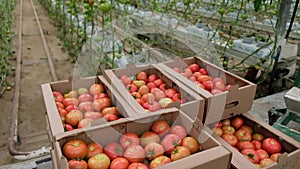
<box><xmin>278</xmin><ymin>152</ymin><xmax>289</xmax><ymax>164</ymax></box>
<box><xmin>91</xmin><ymin>118</ymin><xmax>108</xmax><ymax>126</ymax></box>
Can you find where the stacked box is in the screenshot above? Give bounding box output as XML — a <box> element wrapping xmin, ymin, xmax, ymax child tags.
<box><xmin>104</xmin><ymin>64</ymin><xmax>205</xmax><ymax>121</ymax></box>
<box><xmin>52</xmin><ymin>108</ymin><xmax>232</xmax><ymax>169</ymax></box>
<box><xmin>41</xmin><ymin>76</ymin><xmax>137</xmax><ymax>142</ymax></box>
<box><xmin>156</xmin><ymin>56</ymin><xmax>257</xmax><ymax>125</ymax></box>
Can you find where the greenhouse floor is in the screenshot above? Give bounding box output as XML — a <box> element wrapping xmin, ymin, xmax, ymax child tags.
<box><xmin>1</xmin><ymin>89</ymin><xmax>298</xmax><ymax>169</ymax></box>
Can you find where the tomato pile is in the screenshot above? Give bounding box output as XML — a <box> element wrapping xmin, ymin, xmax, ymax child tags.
<box><xmin>212</xmin><ymin>117</ymin><xmax>283</xmax><ymax>168</ymax></box>
<box><xmin>62</xmin><ymin>120</ymin><xmax>203</xmax><ymax>169</ymax></box>
<box><xmin>119</xmin><ymin>71</ymin><xmax>186</xmax><ymax>112</ymax></box>
<box><xmin>53</xmin><ymin>83</ymin><xmax>122</xmax><ymax>131</ymax></box>
<box><xmin>172</xmin><ymin>63</ymin><xmax>233</xmax><ymax>95</ymax></box>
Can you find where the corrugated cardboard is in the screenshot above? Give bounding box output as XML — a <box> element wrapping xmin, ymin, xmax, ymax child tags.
<box><xmin>52</xmin><ymin>108</ymin><xmax>232</xmax><ymax>169</ymax></box>
<box><xmin>204</xmin><ymin>112</ymin><xmax>300</xmax><ymax>169</ymax></box>
<box><xmin>156</xmin><ymin>56</ymin><xmax>257</xmax><ymax>125</ymax></box>
<box><xmin>104</xmin><ymin>64</ymin><xmax>205</xmax><ymax>121</ymax></box>
<box><xmin>41</xmin><ymin>76</ymin><xmax>138</xmax><ymax>142</ymax></box>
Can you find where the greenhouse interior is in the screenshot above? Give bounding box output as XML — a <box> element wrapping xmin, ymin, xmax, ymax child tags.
<box><xmin>0</xmin><ymin>0</ymin><xmax>299</xmax><ymax>168</ymax></box>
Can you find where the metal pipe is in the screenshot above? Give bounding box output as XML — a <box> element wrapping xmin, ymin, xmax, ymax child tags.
<box><xmin>8</xmin><ymin>0</ymin><xmax>52</xmax><ymax>160</ymax></box>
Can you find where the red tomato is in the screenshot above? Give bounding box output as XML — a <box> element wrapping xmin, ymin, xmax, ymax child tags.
<box><xmin>213</xmin><ymin>80</ymin><xmax>225</xmax><ymax>91</ymax></box>
<box><xmin>270</xmin><ymin>153</ymin><xmax>281</xmax><ymax>162</ymax></box>
<box><xmin>103</xmin><ymin>114</ymin><xmax>118</xmax><ymax>121</ymax></box>
<box><xmin>149</xmin><ymin>156</ymin><xmax>171</xmax><ymax>169</ymax></box>
<box><xmin>237</xmin><ymin>141</ymin><xmax>255</xmax><ymax>151</ymax></box>
<box><xmin>54</xmin><ymin>94</ymin><xmax>64</xmax><ymax>102</ymax></box>
<box><xmin>89</xmin><ymin>84</ymin><xmax>104</xmax><ymax>96</ymax></box>
<box><xmin>138</xmin><ymin>85</ymin><xmax>150</xmax><ymax>95</ymax></box>
<box><xmin>164</xmin><ymin>88</ymin><xmax>177</xmax><ymax>98</ymax></box>
<box><xmin>148</xmin><ymin>74</ymin><xmax>159</xmax><ymax>82</ymax></box>
<box><xmin>53</xmin><ymin>91</ymin><xmax>63</xmax><ymax>97</ymax></box>
<box><xmin>84</xmin><ymin>111</ymin><xmax>102</xmax><ymax>120</ymax></box>
<box><xmin>222</xmin><ymin>119</ymin><xmax>231</xmax><ymax>126</ymax></box>
<box><xmin>128</xmin><ymin>162</ymin><xmax>149</xmax><ymax>169</ymax></box>
<box><xmin>260</xmin><ymin>158</ymin><xmax>275</xmax><ymax>168</ymax></box>
<box><xmin>63</xmin><ymin>139</ymin><xmax>88</xmax><ymax>159</ymax></box>
<box><xmin>153</xmin><ymin>90</ymin><xmax>166</xmax><ymax>101</ymax></box>
<box><xmin>143</xmin><ymin>101</ymin><xmax>161</xmax><ymax>112</ymax></box>
<box><xmin>240</xmin><ymin>125</ymin><xmax>253</xmax><ymax>135</ymax></box>
<box><xmin>63</xmin><ymin>123</ymin><xmax>73</xmax><ymax>131</ymax></box>
<box><xmin>126</xmin><ymin>84</ymin><xmax>138</xmax><ymax>93</ymax></box>
<box><xmin>78</xmin><ymin>94</ymin><xmax>93</xmax><ymax>103</ymax></box>
<box><xmin>141</xmin><ymin>93</ymin><xmax>156</xmax><ymax>103</ymax></box>
<box><xmin>262</xmin><ymin>138</ymin><xmax>282</xmax><ymax>154</ymax></box>
<box><xmin>169</xmin><ymin>125</ymin><xmax>187</xmax><ymax>139</ymax></box>
<box><xmin>222</xmin><ymin>134</ymin><xmax>238</xmax><ymax>147</ymax></box>
<box><xmin>256</xmin><ymin>149</ymin><xmax>269</xmax><ymax>160</ymax></box>
<box><xmin>161</xmin><ymin>134</ymin><xmax>182</xmax><ymax>154</ymax></box>
<box><xmin>225</xmin><ymin>84</ymin><xmax>233</xmax><ymax>91</ymax></box>
<box><xmin>153</xmin><ymin>79</ymin><xmax>164</xmax><ymax>87</ymax></box>
<box><xmin>104</xmin><ymin>142</ymin><xmax>124</xmax><ymax>160</ymax></box>
<box><xmin>182</xmin><ymin>137</ymin><xmax>199</xmax><ymax>153</ymax></box>
<box><xmin>144</xmin><ymin>142</ymin><xmax>164</xmax><ymax>160</ymax></box>
<box><xmin>87</xmin><ymin>153</ymin><xmax>110</xmax><ymax>169</ymax></box>
<box><xmin>189</xmin><ymin>76</ymin><xmax>196</xmax><ymax>82</ymax></box>
<box><xmin>193</xmin><ymin>72</ymin><xmax>202</xmax><ymax>79</ymax></box>
<box><xmin>140</xmin><ymin>131</ymin><xmax>160</xmax><ymax>147</ymax></box>
<box><xmin>211</xmin><ymin>89</ymin><xmax>223</xmax><ymax>95</ymax></box>
<box><xmin>136</xmin><ymin>71</ymin><xmax>148</xmax><ymax>82</ymax></box>
<box><xmin>93</xmin><ymin>93</ymin><xmax>109</xmax><ymax>100</ymax></box>
<box><xmin>124</xmin><ymin>145</ymin><xmax>145</xmax><ymax>163</ymax></box>
<box><xmin>92</xmin><ymin>98</ymin><xmax>111</xmax><ymax>111</ymax></box>
<box><xmin>213</xmin><ymin>127</ymin><xmax>223</xmax><ymax>136</ymax></box>
<box><xmin>101</xmin><ymin>107</ymin><xmax>119</xmax><ymax>116</ymax></box>
<box><xmin>151</xmin><ymin>120</ymin><xmax>170</xmax><ymax>136</ymax></box>
<box><xmin>188</xmin><ymin>64</ymin><xmax>200</xmax><ymax>72</ymax></box>
<box><xmin>119</xmin><ymin>132</ymin><xmax>140</xmax><ymax>150</ymax></box>
<box><xmin>65</xmin><ymin>110</ymin><xmax>83</xmax><ymax>127</ymax></box>
<box><xmin>62</xmin><ymin>98</ymin><xmax>79</xmax><ymax>107</ymax></box>
<box><xmin>58</xmin><ymin>108</ymin><xmax>68</xmax><ymax>117</ymax></box>
<box><xmin>235</xmin><ymin>129</ymin><xmax>252</xmax><ymax>142</ymax></box>
<box><xmin>241</xmin><ymin>148</ymin><xmax>260</xmax><ymax>164</ymax></box>
<box><xmin>231</xmin><ymin>117</ymin><xmax>244</xmax><ymax>129</ymax></box>
<box><xmin>171</xmin><ymin>146</ymin><xmax>191</xmax><ymax>161</ymax></box>
<box><xmin>183</xmin><ymin>68</ymin><xmax>193</xmax><ymax>78</ymax></box>
<box><xmin>173</xmin><ymin>67</ymin><xmax>180</xmax><ymax>73</ymax></box>
<box><xmin>68</xmin><ymin>159</ymin><xmax>87</xmax><ymax>169</ymax></box>
<box><xmin>252</xmin><ymin>140</ymin><xmax>262</xmax><ymax>150</ymax></box>
<box><xmin>78</xmin><ymin>118</ymin><xmax>92</xmax><ymax>128</ymax></box>
<box><xmin>131</xmin><ymin>92</ymin><xmax>141</xmax><ymax>99</ymax></box>
<box><xmin>202</xmin><ymin>80</ymin><xmax>213</xmax><ymax>91</ymax></box>
<box><xmin>199</xmin><ymin>68</ymin><xmax>208</xmax><ymax>75</ymax></box>
<box><xmin>222</xmin><ymin>125</ymin><xmax>236</xmax><ymax>135</ymax></box>
<box><xmin>110</xmin><ymin>157</ymin><xmax>129</xmax><ymax>169</ymax></box>
<box><xmin>120</xmin><ymin>75</ymin><xmax>132</xmax><ymax>86</ymax></box>
<box><xmin>252</xmin><ymin>133</ymin><xmax>265</xmax><ymax>141</ymax></box>
<box><xmin>65</xmin><ymin>105</ymin><xmax>79</xmax><ymax>113</ymax></box>
<box><xmin>135</xmin><ymin>98</ymin><xmax>144</xmax><ymax>106</ymax></box>
<box><xmin>146</xmin><ymin>82</ymin><xmax>156</xmax><ymax>90</ymax></box>
<box><xmin>159</xmin><ymin>83</ymin><xmax>168</xmax><ymax>91</ymax></box>
<box><xmin>87</xmin><ymin>142</ymin><xmax>103</xmax><ymax>159</ymax></box>
<box><xmin>172</xmin><ymin>93</ymin><xmax>186</xmax><ymax>103</ymax></box>
<box><xmin>78</xmin><ymin>102</ymin><xmax>94</xmax><ymax>112</ymax></box>
<box><xmin>56</xmin><ymin>102</ymin><xmax>65</xmax><ymax>109</ymax></box>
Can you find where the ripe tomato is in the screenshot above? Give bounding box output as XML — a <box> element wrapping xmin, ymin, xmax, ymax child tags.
<box><xmin>110</xmin><ymin>157</ymin><xmax>129</xmax><ymax>169</ymax></box>
<box><xmin>151</xmin><ymin>120</ymin><xmax>170</xmax><ymax>136</ymax></box>
<box><xmin>89</xmin><ymin>84</ymin><xmax>104</xmax><ymax>96</ymax></box>
<box><xmin>240</xmin><ymin>125</ymin><xmax>253</xmax><ymax>135</ymax></box>
<box><xmin>120</xmin><ymin>75</ymin><xmax>132</xmax><ymax>86</ymax></box>
<box><xmin>222</xmin><ymin>119</ymin><xmax>231</xmax><ymax>126</ymax></box>
<box><xmin>161</xmin><ymin>134</ymin><xmax>182</xmax><ymax>154</ymax></box>
<box><xmin>65</xmin><ymin>105</ymin><xmax>78</xmax><ymax>113</ymax></box>
<box><xmin>197</xmin><ymin>75</ymin><xmax>211</xmax><ymax>83</ymax></box>
<box><xmin>235</xmin><ymin>129</ymin><xmax>252</xmax><ymax>142</ymax></box>
<box><xmin>237</xmin><ymin>141</ymin><xmax>255</xmax><ymax>151</ymax></box>
<box><xmin>88</xmin><ymin>153</ymin><xmax>110</xmax><ymax>169</ymax></box>
<box><xmin>231</xmin><ymin>117</ymin><xmax>244</xmax><ymax>129</ymax></box>
<box><xmin>262</xmin><ymin>138</ymin><xmax>282</xmax><ymax>154</ymax></box>
<box><xmin>84</xmin><ymin>111</ymin><xmax>102</xmax><ymax>120</ymax></box>
<box><xmin>131</xmin><ymin>92</ymin><xmax>141</xmax><ymax>99</ymax></box>
<box><xmin>153</xmin><ymin>90</ymin><xmax>166</xmax><ymax>101</ymax></box>
<box><xmin>260</xmin><ymin>158</ymin><xmax>275</xmax><ymax>168</ymax></box>
<box><xmin>222</xmin><ymin>125</ymin><xmax>235</xmax><ymax>135</ymax></box>
<box><xmin>78</xmin><ymin>118</ymin><xmax>92</xmax><ymax>128</ymax></box>
<box><xmin>65</xmin><ymin>110</ymin><xmax>83</xmax><ymax>127</ymax></box>
<box><xmin>202</xmin><ymin>80</ymin><xmax>213</xmax><ymax>91</ymax></box>
<box><xmin>159</xmin><ymin>83</ymin><xmax>168</xmax><ymax>91</ymax></box>
<box><xmin>103</xmin><ymin>114</ymin><xmax>118</xmax><ymax>121</ymax></box>
<box><xmin>104</xmin><ymin>142</ymin><xmax>124</xmax><ymax>160</ymax></box>
<box><xmin>58</xmin><ymin>108</ymin><xmax>68</xmax><ymax>117</ymax></box>
<box><xmin>56</xmin><ymin>102</ymin><xmax>65</xmax><ymax>109</ymax></box>
<box><xmin>78</xmin><ymin>102</ymin><xmax>94</xmax><ymax>112</ymax></box>
<box><xmin>68</xmin><ymin>159</ymin><xmax>87</xmax><ymax>169</ymax></box>
<box><xmin>128</xmin><ymin>162</ymin><xmax>149</xmax><ymax>169</ymax></box>
<box><xmin>148</xmin><ymin>74</ymin><xmax>159</xmax><ymax>82</ymax></box>
<box><xmin>270</xmin><ymin>153</ymin><xmax>281</xmax><ymax>162</ymax></box>
<box><xmin>101</xmin><ymin>107</ymin><xmax>119</xmax><ymax>116</ymax></box>
<box><xmin>86</xmin><ymin>142</ymin><xmax>103</xmax><ymax>159</ymax></box>
<box><xmin>199</xmin><ymin>68</ymin><xmax>208</xmax><ymax>75</ymax></box>
<box><xmin>124</xmin><ymin>145</ymin><xmax>145</xmax><ymax>163</ymax></box>
<box><xmin>63</xmin><ymin>123</ymin><xmax>73</xmax><ymax>131</ymax></box>
<box><xmin>140</xmin><ymin>131</ymin><xmax>160</xmax><ymax>147</ymax></box>
<box><xmin>138</xmin><ymin>85</ymin><xmax>150</xmax><ymax>95</ymax></box>
<box><xmin>146</xmin><ymin>82</ymin><xmax>156</xmax><ymax>90</ymax></box>
<box><xmin>183</xmin><ymin>68</ymin><xmax>193</xmax><ymax>78</ymax></box>
<box><xmin>213</xmin><ymin>127</ymin><xmax>223</xmax><ymax>136</ymax></box>
<box><xmin>53</xmin><ymin>91</ymin><xmax>63</xmax><ymax>97</ymax></box>
<box><xmin>62</xmin><ymin>98</ymin><xmax>79</xmax><ymax>107</ymax></box>
<box><xmin>182</xmin><ymin>137</ymin><xmax>199</xmax><ymax>153</ymax></box>
<box><xmin>153</xmin><ymin>79</ymin><xmax>164</xmax><ymax>87</ymax></box>
<box><xmin>119</xmin><ymin>132</ymin><xmax>140</xmax><ymax>150</ymax></box>
<box><xmin>213</xmin><ymin>80</ymin><xmax>225</xmax><ymax>91</ymax></box>
<box><xmin>143</xmin><ymin>101</ymin><xmax>161</xmax><ymax>112</ymax></box>
<box><xmin>78</xmin><ymin>94</ymin><xmax>93</xmax><ymax>103</ymax></box>
<box><xmin>54</xmin><ymin>94</ymin><xmax>64</xmax><ymax>102</ymax></box>
<box><xmin>63</xmin><ymin>139</ymin><xmax>88</xmax><ymax>159</ymax></box>
<box><xmin>94</xmin><ymin>93</ymin><xmax>109</xmax><ymax>100</ymax></box>
<box><xmin>172</xmin><ymin>93</ymin><xmax>186</xmax><ymax>103</ymax></box>
<box><xmin>225</xmin><ymin>84</ymin><xmax>233</xmax><ymax>91</ymax></box>
<box><xmin>144</xmin><ymin>142</ymin><xmax>164</xmax><ymax>160</ymax></box>
<box><xmin>92</xmin><ymin>98</ymin><xmax>111</xmax><ymax>111</ymax></box>
<box><xmin>252</xmin><ymin>133</ymin><xmax>265</xmax><ymax>141</ymax></box>
<box><xmin>149</xmin><ymin>156</ymin><xmax>171</xmax><ymax>169</ymax></box>
<box><xmin>211</xmin><ymin>89</ymin><xmax>223</xmax><ymax>95</ymax></box>
<box><xmin>169</xmin><ymin>125</ymin><xmax>187</xmax><ymax>139</ymax></box>
<box><xmin>132</xmin><ymin>80</ymin><xmax>146</xmax><ymax>88</ymax></box>
<box><xmin>136</xmin><ymin>71</ymin><xmax>148</xmax><ymax>82</ymax></box>
<box><xmin>141</xmin><ymin>93</ymin><xmax>156</xmax><ymax>103</ymax></box>
<box><xmin>256</xmin><ymin>149</ymin><xmax>269</xmax><ymax>160</ymax></box>
<box><xmin>252</xmin><ymin>140</ymin><xmax>262</xmax><ymax>150</ymax></box>
<box><xmin>241</xmin><ymin>148</ymin><xmax>260</xmax><ymax>164</ymax></box>
<box><xmin>171</xmin><ymin>146</ymin><xmax>191</xmax><ymax>161</ymax></box>
<box><xmin>222</xmin><ymin>134</ymin><xmax>238</xmax><ymax>147</ymax></box>
<box><xmin>188</xmin><ymin>64</ymin><xmax>200</xmax><ymax>72</ymax></box>
<box><xmin>173</xmin><ymin>67</ymin><xmax>180</xmax><ymax>73</ymax></box>
<box><xmin>164</xmin><ymin>88</ymin><xmax>177</xmax><ymax>98</ymax></box>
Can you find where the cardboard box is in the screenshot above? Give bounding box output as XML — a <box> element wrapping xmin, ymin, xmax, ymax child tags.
<box><xmin>52</xmin><ymin>108</ymin><xmax>232</xmax><ymax>169</ymax></box>
<box><xmin>204</xmin><ymin>112</ymin><xmax>300</xmax><ymax>169</ymax></box>
<box><xmin>41</xmin><ymin>76</ymin><xmax>137</xmax><ymax>142</ymax></box>
<box><xmin>104</xmin><ymin>64</ymin><xmax>205</xmax><ymax>121</ymax></box>
<box><xmin>156</xmin><ymin>56</ymin><xmax>257</xmax><ymax>125</ymax></box>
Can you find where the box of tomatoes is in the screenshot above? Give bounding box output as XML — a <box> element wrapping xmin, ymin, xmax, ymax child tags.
<box><xmin>156</xmin><ymin>56</ymin><xmax>257</xmax><ymax>125</ymax></box>
<box><xmin>41</xmin><ymin>75</ymin><xmax>138</xmax><ymax>142</ymax></box>
<box><xmin>203</xmin><ymin>112</ymin><xmax>300</xmax><ymax>169</ymax></box>
<box><xmin>52</xmin><ymin>108</ymin><xmax>232</xmax><ymax>169</ymax></box>
<box><xmin>104</xmin><ymin>64</ymin><xmax>205</xmax><ymax>121</ymax></box>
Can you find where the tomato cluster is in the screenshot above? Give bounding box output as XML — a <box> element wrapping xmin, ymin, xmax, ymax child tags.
<box><xmin>172</xmin><ymin>63</ymin><xmax>233</xmax><ymax>95</ymax></box>
<box><xmin>62</xmin><ymin>120</ymin><xmax>203</xmax><ymax>169</ymax></box>
<box><xmin>211</xmin><ymin>117</ymin><xmax>283</xmax><ymax>168</ymax></box>
<box><xmin>53</xmin><ymin>84</ymin><xmax>121</xmax><ymax>131</ymax></box>
<box><xmin>120</xmin><ymin>71</ymin><xmax>186</xmax><ymax>112</ymax></box>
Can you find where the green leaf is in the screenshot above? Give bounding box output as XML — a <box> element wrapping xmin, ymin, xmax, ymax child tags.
<box><xmin>254</xmin><ymin>0</ymin><xmax>262</xmax><ymax>12</ymax></box>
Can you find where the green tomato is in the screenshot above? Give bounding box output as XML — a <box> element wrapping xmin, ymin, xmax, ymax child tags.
<box><xmin>99</xmin><ymin>3</ymin><xmax>111</xmax><ymax>13</ymax></box>
<box><xmin>218</xmin><ymin>8</ymin><xmax>225</xmax><ymax>15</ymax></box>
<box><xmin>229</xmin><ymin>7</ymin><xmax>235</xmax><ymax>12</ymax></box>
<box><xmin>241</xmin><ymin>13</ymin><xmax>248</xmax><ymax>20</ymax></box>
<box><xmin>83</xmin><ymin>3</ymin><xmax>90</xmax><ymax>9</ymax></box>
